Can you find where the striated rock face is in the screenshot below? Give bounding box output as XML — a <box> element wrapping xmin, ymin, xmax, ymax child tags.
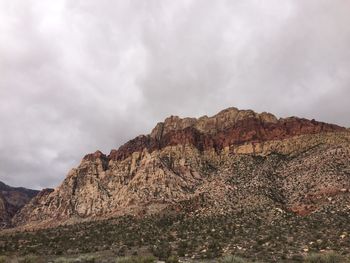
<box><xmin>12</xmin><ymin>107</ymin><xmax>350</xmax><ymax>229</ymax></box>
<box><xmin>110</xmin><ymin>107</ymin><xmax>344</xmax><ymax>161</ymax></box>
<box><xmin>0</xmin><ymin>182</ymin><xmax>39</xmax><ymax>228</ymax></box>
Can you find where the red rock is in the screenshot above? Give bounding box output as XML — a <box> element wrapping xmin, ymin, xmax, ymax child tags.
<box><xmin>106</xmin><ymin>108</ymin><xmax>345</xmax><ymax>161</ymax></box>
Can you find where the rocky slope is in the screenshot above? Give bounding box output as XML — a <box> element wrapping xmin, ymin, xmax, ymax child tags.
<box><xmin>0</xmin><ymin>181</ymin><xmax>39</xmax><ymax>228</ymax></box>
<box><xmin>12</xmin><ymin>107</ymin><xmax>350</xmax><ymax>229</ymax></box>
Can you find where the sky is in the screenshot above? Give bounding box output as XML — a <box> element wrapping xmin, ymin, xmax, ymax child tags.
<box><xmin>0</xmin><ymin>0</ymin><xmax>349</xmax><ymax>189</ymax></box>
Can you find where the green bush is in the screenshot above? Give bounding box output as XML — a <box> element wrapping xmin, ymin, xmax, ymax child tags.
<box><xmin>219</xmin><ymin>255</ymin><xmax>249</xmax><ymax>263</ymax></box>
<box><xmin>116</xmin><ymin>256</ymin><xmax>156</xmax><ymax>263</ymax></box>
<box><xmin>0</xmin><ymin>255</ymin><xmax>9</xmax><ymax>263</ymax></box>
<box><xmin>76</xmin><ymin>255</ymin><xmax>95</xmax><ymax>263</ymax></box>
<box><xmin>166</xmin><ymin>255</ymin><xmax>179</xmax><ymax>263</ymax></box>
<box><xmin>19</xmin><ymin>255</ymin><xmax>45</xmax><ymax>263</ymax></box>
<box><xmin>205</xmin><ymin>240</ymin><xmax>222</xmax><ymax>258</ymax></box>
<box><xmin>53</xmin><ymin>257</ymin><xmax>70</xmax><ymax>263</ymax></box>
<box><xmin>54</xmin><ymin>255</ymin><xmax>96</xmax><ymax>263</ymax></box>
<box><xmin>151</xmin><ymin>241</ymin><xmax>172</xmax><ymax>260</ymax></box>
<box><xmin>304</xmin><ymin>252</ymin><xmax>345</xmax><ymax>263</ymax></box>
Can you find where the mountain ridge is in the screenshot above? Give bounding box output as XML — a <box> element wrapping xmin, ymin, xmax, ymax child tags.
<box><xmin>90</xmin><ymin>107</ymin><xmax>345</xmax><ymax>161</ymax></box>
<box><xmin>10</xmin><ymin>107</ymin><xmax>350</xmax><ymax>230</ymax></box>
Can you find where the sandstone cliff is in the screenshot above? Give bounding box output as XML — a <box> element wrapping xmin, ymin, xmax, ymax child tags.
<box><xmin>12</xmin><ymin>107</ymin><xmax>350</xmax><ymax>229</ymax></box>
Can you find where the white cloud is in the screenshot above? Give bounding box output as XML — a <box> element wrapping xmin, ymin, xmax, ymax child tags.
<box><xmin>0</xmin><ymin>0</ymin><xmax>349</xmax><ymax>188</ymax></box>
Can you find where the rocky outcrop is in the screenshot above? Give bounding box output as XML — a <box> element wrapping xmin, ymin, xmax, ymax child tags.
<box><xmin>110</xmin><ymin>107</ymin><xmax>344</xmax><ymax>161</ymax></box>
<box><xmin>11</xmin><ymin>107</ymin><xmax>350</xmax><ymax>229</ymax></box>
<box><xmin>0</xmin><ymin>181</ymin><xmax>39</xmax><ymax>228</ymax></box>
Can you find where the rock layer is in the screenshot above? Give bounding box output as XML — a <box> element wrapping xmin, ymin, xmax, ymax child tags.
<box><xmin>12</xmin><ymin>107</ymin><xmax>350</xmax><ymax>229</ymax></box>
<box><xmin>110</xmin><ymin>107</ymin><xmax>344</xmax><ymax>161</ymax></box>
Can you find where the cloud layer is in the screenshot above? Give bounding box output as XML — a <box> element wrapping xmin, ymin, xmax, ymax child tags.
<box><xmin>0</xmin><ymin>0</ymin><xmax>349</xmax><ymax>189</ymax></box>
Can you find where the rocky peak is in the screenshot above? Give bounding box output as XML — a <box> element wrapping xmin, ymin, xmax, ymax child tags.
<box><xmin>115</xmin><ymin>107</ymin><xmax>344</xmax><ymax>162</ymax></box>
<box><xmin>61</xmin><ymin>107</ymin><xmax>342</xmax><ymax>167</ymax></box>
<box><xmin>83</xmin><ymin>150</ymin><xmax>108</xmax><ymax>162</ymax></box>
<box><xmin>150</xmin><ymin>107</ymin><xmax>280</xmax><ymax>140</ymax></box>
<box><xmin>150</xmin><ymin>115</ymin><xmax>196</xmax><ymax>141</ymax></box>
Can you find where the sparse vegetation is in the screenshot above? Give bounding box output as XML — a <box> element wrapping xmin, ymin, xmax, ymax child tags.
<box><xmin>18</xmin><ymin>255</ymin><xmax>44</xmax><ymax>263</ymax></box>
<box><xmin>165</xmin><ymin>255</ymin><xmax>179</xmax><ymax>263</ymax></box>
<box><xmin>304</xmin><ymin>252</ymin><xmax>346</xmax><ymax>263</ymax></box>
<box><xmin>0</xmin><ymin>255</ymin><xmax>8</xmax><ymax>263</ymax></box>
<box><xmin>219</xmin><ymin>255</ymin><xmax>249</xmax><ymax>263</ymax></box>
<box><xmin>116</xmin><ymin>256</ymin><xmax>156</xmax><ymax>263</ymax></box>
<box><xmin>1</xmin><ymin>206</ymin><xmax>350</xmax><ymax>262</ymax></box>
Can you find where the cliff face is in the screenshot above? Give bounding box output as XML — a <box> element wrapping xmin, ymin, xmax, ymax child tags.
<box><xmin>0</xmin><ymin>182</ymin><xmax>39</xmax><ymax>228</ymax></box>
<box><xmin>109</xmin><ymin>107</ymin><xmax>344</xmax><ymax>160</ymax></box>
<box><xmin>12</xmin><ymin>107</ymin><xmax>350</xmax><ymax>229</ymax></box>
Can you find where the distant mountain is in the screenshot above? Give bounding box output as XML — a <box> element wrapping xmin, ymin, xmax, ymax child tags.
<box><xmin>12</xmin><ymin>107</ymin><xmax>350</xmax><ymax>229</ymax></box>
<box><xmin>0</xmin><ymin>181</ymin><xmax>39</xmax><ymax>228</ymax></box>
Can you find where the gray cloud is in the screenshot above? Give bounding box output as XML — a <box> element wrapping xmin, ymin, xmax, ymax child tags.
<box><xmin>0</xmin><ymin>0</ymin><xmax>349</xmax><ymax>189</ymax></box>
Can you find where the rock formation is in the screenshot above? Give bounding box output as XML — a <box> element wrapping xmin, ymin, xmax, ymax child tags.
<box><xmin>0</xmin><ymin>181</ymin><xmax>39</xmax><ymax>228</ymax></box>
<box><xmin>11</xmin><ymin>107</ymin><xmax>350</xmax><ymax>229</ymax></box>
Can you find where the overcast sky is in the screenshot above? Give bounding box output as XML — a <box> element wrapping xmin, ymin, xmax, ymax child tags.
<box><xmin>0</xmin><ymin>0</ymin><xmax>349</xmax><ymax>189</ymax></box>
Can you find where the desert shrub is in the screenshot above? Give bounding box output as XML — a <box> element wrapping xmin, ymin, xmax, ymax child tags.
<box><xmin>304</xmin><ymin>252</ymin><xmax>345</xmax><ymax>263</ymax></box>
<box><xmin>219</xmin><ymin>255</ymin><xmax>249</xmax><ymax>263</ymax></box>
<box><xmin>75</xmin><ymin>255</ymin><xmax>96</xmax><ymax>263</ymax></box>
<box><xmin>19</xmin><ymin>255</ymin><xmax>45</xmax><ymax>263</ymax></box>
<box><xmin>151</xmin><ymin>241</ymin><xmax>172</xmax><ymax>260</ymax></box>
<box><xmin>166</xmin><ymin>255</ymin><xmax>179</xmax><ymax>263</ymax></box>
<box><xmin>115</xmin><ymin>245</ymin><xmax>127</xmax><ymax>257</ymax></box>
<box><xmin>0</xmin><ymin>255</ymin><xmax>9</xmax><ymax>263</ymax></box>
<box><xmin>54</xmin><ymin>255</ymin><xmax>96</xmax><ymax>263</ymax></box>
<box><xmin>53</xmin><ymin>257</ymin><xmax>70</xmax><ymax>263</ymax></box>
<box><xmin>205</xmin><ymin>240</ymin><xmax>222</xmax><ymax>258</ymax></box>
<box><xmin>176</xmin><ymin>240</ymin><xmax>188</xmax><ymax>257</ymax></box>
<box><xmin>116</xmin><ymin>256</ymin><xmax>156</xmax><ymax>263</ymax></box>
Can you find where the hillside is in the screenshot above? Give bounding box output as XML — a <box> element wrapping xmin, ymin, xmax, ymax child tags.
<box><xmin>0</xmin><ymin>181</ymin><xmax>39</xmax><ymax>228</ymax></box>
